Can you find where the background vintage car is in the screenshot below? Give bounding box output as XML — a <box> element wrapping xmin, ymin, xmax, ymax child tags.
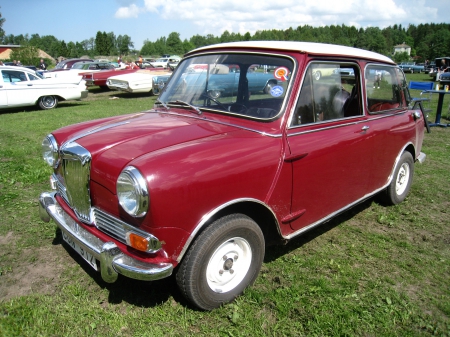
<box><xmin>398</xmin><ymin>62</ymin><xmax>425</xmax><ymax>73</ymax></box>
<box><xmin>39</xmin><ymin>41</ymin><xmax>426</xmax><ymax>311</ymax></box>
<box><xmin>43</xmin><ymin>61</ymin><xmax>115</xmax><ymax>79</ymax></box>
<box><xmin>0</xmin><ymin>65</ymin><xmax>88</xmax><ymax>109</ymax></box>
<box><xmin>82</xmin><ymin>68</ymin><xmax>139</xmax><ymax>89</ymax></box>
<box><xmin>150</xmin><ymin>56</ymin><xmax>181</xmax><ymax>68</ymax></box>
<box><xmin>106</xmin><ymin>68</ymin><xmax>172</xmax><ymax>93</ymax></box>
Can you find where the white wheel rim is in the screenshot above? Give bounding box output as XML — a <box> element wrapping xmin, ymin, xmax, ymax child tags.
<box><xmin>206</xmin><ymin>237</ymin><xmax>252</xmax><ymax>293</ymax></box>
<box><xmin>42</xmin><ymin>96</ymin><xmax>55</xmax><ymax>108</ymax></box>
<box><xmin>396</xmin><ymin>162</ymin><xmax>410</xmax><ymax>195</ymax></box>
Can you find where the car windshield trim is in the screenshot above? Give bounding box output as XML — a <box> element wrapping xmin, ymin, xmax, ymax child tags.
<box><xmin>158</xmin><ymin>52</ymin><xmax>295</xmax><ymax>121</ymax></box>
<box><xmin>167</xmin><ymin>100</ymin><xmax>202</xmax><ymax>115</ymax></box>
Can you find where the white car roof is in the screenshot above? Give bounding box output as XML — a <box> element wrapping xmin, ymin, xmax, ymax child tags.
<box><xmin>0</xmin><ymin>65</ymin><xmax>36</xmax><ymax>72</ymax></box>
<box><xmin>186</xmin><ymin>41</ymin><xmax>395</xmax><ymax>64</ymax></box>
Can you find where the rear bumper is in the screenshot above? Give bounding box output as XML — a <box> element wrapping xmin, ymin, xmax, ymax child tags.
<box><xmin>39</xmin><ymin>191</ymin><xmax>173</xmax><ymax>283</ymax></box>
<box><xmin>81</xmin><ymin>90</ymin><xmax>88</xmax><ymax>99</ymax></box>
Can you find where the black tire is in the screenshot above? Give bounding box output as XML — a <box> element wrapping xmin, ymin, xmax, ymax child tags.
<box><xmin>314</xmin><ymin>71</ymin><xmax>321</xmax><ymax>81</ymax></box>
<box><xmin>176</xmin><ymin>214</ymin><xmax>265</xmax><ymax>310</ymax></box>
<box><xmin>38</xmin><ymin>96</ymin><xmax>58</xmax><ymax>110</ymax></box>
<box><xmin>382</xmin><ymin>152</ymin><xmax>414</xmax><ymax>205</ymax></box>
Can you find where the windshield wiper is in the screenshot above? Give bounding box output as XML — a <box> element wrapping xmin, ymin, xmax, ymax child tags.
<box><xmin>168</xmin><ymin>100</ymin><xmax>202</xmax><ymax>115</ymax></box>
<box><xmin>155</xmin><ymin>98</ymin><xmax>169</xmax><ymax>110</ymax></box>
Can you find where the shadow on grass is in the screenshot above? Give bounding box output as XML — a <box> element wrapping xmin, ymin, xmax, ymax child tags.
<box><xmin>51</xmin><ymin>197</ymin><xmax>375</xmax><ymax>310</ymax></box>
<box><xmin>52</xmin><ymin>228</ymin><xmax>189</xmax><ymax>309</ymax></box>
<box><xmin>0</xmin><ymin>102</ymin><xmax>87</xmax><ymax>115</ymax></box>
<box><xmin>264</xmin><ymin>198</ymin><xmax>374</xmax><ymax>263</ymax></box>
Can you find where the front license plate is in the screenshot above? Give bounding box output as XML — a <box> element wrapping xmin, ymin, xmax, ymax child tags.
<box><xmin>62</xmin><ymin>230</ymin><xmax>98</xmax><ymax>271</ymax></box>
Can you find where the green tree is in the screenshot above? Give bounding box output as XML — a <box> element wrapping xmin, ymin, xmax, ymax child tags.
<box><xmin>0</xmin><ymin>8</ymin><xmax>5</xmax><ymax>43</ymax></box>
<box><xmin>117</xmin><ymin>34</ymin><xmax>133</xmax><ymax>55</ymax></box>
<box><xmin>166</xmin><ymin>32</ymin><xmax>184</xmax><ymax>54</ymax></box>
<box><xmin>10</xmin><ymin>45</ymin><xmax>39</xmax><ymax>66</ymax></box>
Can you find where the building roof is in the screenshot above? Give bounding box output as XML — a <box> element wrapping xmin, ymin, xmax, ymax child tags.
<box><xmin>0</xmin><ymin>45</ymin><xmax>53</xmax><ymax>61</ymax></box>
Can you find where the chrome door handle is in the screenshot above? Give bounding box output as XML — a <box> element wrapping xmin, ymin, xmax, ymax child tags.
<box><xmin>361</xmin><ymin>126</ymin><xmax>370</xmax><ymax>131</ymax></box>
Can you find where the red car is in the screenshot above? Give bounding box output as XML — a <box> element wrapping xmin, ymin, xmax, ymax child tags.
<box><xmin>39</xmin><ymin>41</ymin><xmax>427</xmax><ymax>310</ymax></box>
<box><xmin>82</xmin><ymin>68</ymin><xmax>139</xmax><ymax>89</ymax></box>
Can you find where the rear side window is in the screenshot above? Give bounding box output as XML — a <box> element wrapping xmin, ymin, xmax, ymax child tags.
<box><xmin>2</xmin><ymin>70</ymin><xmax>28</xmax><ymax>82</ymax></box>
<box><xmin>365</xmin><ymin>65</ymin><xmax>405</xmax><ymax>112</ymax></box>
<box><xmin>291</xmin><ymin>62</ymin><xmax>361</xmax><ymax>126</ymax></box>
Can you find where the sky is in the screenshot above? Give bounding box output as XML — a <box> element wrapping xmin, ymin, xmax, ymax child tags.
<box><xmin>1</xmin><ymin>0</ymin><xmax>449</xmax><ymax>51</ymax></box>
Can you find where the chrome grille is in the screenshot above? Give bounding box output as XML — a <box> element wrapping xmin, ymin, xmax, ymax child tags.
<box><xmin>93</xmin><ymin>208</ymin><xmax>127</xmax><ymax>243</ymax></box>
<box><xmin>59</xmin><ymin>142</ymin><xmax>92</xmax><ymax>223</ymax></box>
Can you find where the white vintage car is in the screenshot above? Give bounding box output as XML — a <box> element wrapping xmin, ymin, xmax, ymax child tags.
<box><xmin>0</xmin><ymin>66</ymin><xmax>88</xmax><ymax>110</ymax></box>
<box><xmin>106</xmin><ymin>69</ymin><xmax>172</xmax><ymax>94</ymax></box>
<box><xmin>150</xmin><ymin>56</ymin><xmax>181</xmax><ymax>68</ymax></box>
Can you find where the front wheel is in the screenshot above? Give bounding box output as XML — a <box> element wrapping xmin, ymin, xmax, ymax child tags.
<box><xmin>176</xmin><ymin>214</ymin><xmax>265</xmax><ymax>310</ymax></box>
<box><xmin>381</xmin><ymin>152</ymin><xmax>414</xmax><ymax>205</ymax></box>
<box><xmin>38</xmin><ymin>96</ymin><xmax>58</xmax><ymax>110</ymax></box>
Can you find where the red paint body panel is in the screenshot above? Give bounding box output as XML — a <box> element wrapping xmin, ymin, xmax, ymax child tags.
<box><xmin>45</xmin><ymin>41</ymin><xmax>425</xmax><ymax>269</ymax></box>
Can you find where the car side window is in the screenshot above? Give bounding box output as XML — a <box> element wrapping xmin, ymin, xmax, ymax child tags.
<box><xmin>28</xmin><ymin>74</ymin><xmax>40</xmax><ymax>81</ymax></box>
<box><xmin>365</xmin><ymin>65</ymin><xmax>404</xmax><ymax>112</ymax></box>
<box><xmin>2</xmin><ymin>70</ymin><xmax>28</xmax><ymax>83</ymax></box>
<box><xmin>291</xmin><ymin>62</ymin><xmax>361</xmax><ymax>126</ymax></box>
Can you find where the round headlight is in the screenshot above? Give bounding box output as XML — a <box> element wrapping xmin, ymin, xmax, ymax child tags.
<box><xmin>117</xmin><ymin>166</ymin><xmax>149</xmax><ymax>217</ymax></box>
<box><xmin>42</xmin><ymin>134</ymin><xmax>59</xmax><ymax>167</ymax></box>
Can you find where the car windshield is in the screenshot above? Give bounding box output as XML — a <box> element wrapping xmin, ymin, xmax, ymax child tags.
<box><xmin>72</xmin><ymin>62</ymin><xmax>89</xmax><ymax>69</ymax></box>
<box><xmin>158</xmin><ymin>53</ymin><xmax>294</xmax><ymax>119</ymax></box>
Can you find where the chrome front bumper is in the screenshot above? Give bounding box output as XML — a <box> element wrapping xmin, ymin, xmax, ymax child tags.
<box><xmin>39</xmin><ymin>192</ymin><xmax>173</xmax><ymax>283</ymax></box>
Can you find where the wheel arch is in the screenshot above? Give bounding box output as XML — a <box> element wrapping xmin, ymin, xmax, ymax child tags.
<box><xmin>386</xmin><ymin>142</ymin><xmax>416</xmax><ymax>187</ymax></box>
<box><xmin>176</xmin><ymin>198</ymin><xmax>283</xmax><ymax>263</ymax></box>
<box><xmin>35</xmin><ymin>95</ymin><xmax>65</xmax><ymax>105</ymax></box>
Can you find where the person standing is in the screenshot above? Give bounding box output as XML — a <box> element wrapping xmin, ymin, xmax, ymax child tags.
<box><xmin>39</xmin><ymin>59</ymin><xmax>47</xmax><ymax>71</ymax></box>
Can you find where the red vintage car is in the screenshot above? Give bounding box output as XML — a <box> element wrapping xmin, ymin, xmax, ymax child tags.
<box><xmin>82</xmin><ymin>67</ymin><xmax>138</xmax><ymax>89</ymax></box>
<box><xmin>39</xmin><ymin>41</ymin><xmax>427</xmax><ymax>310</ymax></box>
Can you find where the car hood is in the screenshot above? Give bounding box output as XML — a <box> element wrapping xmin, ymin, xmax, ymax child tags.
<box><xmin>61</xmin><ymin>111</ymin><xmax>239</xmax><ymax>193</ymax></box>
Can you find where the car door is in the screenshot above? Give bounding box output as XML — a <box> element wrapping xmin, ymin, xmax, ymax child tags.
<box><xmin>363</xmin><ymin>64</ymin><xmax>421</xmax><ymax>192</ymax></box>
<box><xmin>0</xmin><ymin>70</ymin><xmax>8</xmax><ymax>107</ymax></box>
<box><xmin>285</xmin><ymin>61</ymin><xmax>373</xmax><ymax>233</ymax></box>
<box><xmin>1</xmin><ymin>70</ymin><xmax>35</xmax><ymax>106</ymax></box>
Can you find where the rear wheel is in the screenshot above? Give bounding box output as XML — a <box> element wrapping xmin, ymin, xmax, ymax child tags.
<box><xmin>176</xmin><ymin>214</ymin><xmax>265</xmax><ymax>310</ymax></box>
<box><xmin>382</xmin><ymin>152</ymin><xmax>414</xmax><ymax>205</ymax></box>
<box><xmin>38</xmin><ymin>96</ymin><xmax>58</xmax><ymax>110</ymax></box>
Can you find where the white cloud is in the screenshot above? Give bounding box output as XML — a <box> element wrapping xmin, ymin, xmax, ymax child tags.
<box><xmin>116</xmin><ymin>0</ymin><xmax>445</xmax><ymax>36</ymax></box>
<box><xmin>115</xmin><ymin>3</ymin><xmax>141</xmax><ymax>18</ymax></box>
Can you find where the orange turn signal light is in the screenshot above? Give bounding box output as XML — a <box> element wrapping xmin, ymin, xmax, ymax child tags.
<box><xmin>126</xmin><ymin>232</ymin><xmax>149</xmax><ymax>252</ymax></box>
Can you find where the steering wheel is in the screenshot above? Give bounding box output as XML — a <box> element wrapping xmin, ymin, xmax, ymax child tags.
<box><xmin>229</xmin><ymin>103</ymin><xmax>248</xmax><ymax>113</ymax></box>
<box><xmin>200</xmin><ymin>93</ymin><xmax>227</xmax><ymax>110</ymax></box>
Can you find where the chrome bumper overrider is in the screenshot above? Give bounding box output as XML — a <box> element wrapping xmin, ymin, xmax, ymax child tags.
<box><xmin>39</xmin><ymin>191</ymin><xmax>173</xmax><ymax>283</ymax></box>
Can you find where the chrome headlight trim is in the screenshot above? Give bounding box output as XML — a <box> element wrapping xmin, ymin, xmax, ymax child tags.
<box><xmin>42</xmin><ymin>134</ymin><xmax>59</xmax><ymax>168</ymax></box>
<box><xmin>117</xmin><ymin>166</ymin><xmax>149</xmax><ymax>217</ymax></box>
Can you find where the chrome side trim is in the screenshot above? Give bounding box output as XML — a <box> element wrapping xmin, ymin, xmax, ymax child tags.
<box><xmin>61</xmin><ymin>114</ymin><xmax>145</xmax><ymax>147</ymax></box>
<box><xmin>176</xmin><ymin>198</ymin><xmax>280</xmax><ymax>263</ymax></box>
<box><xmin>39</xmin><ymin>192</ymin><xmax>172</xmax><ymax>283</ymax></box>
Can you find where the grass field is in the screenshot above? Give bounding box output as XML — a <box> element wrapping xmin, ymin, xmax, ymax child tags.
<box><xmin>0</xmin><ymin>73</ymin><xmax>449</xmax><ymax>336</ymax></box>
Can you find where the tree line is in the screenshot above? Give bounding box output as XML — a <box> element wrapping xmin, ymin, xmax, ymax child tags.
<box><xmin>0</xmin><ymin>7</ymin><xmax>449</xmax><ymax>66</ymax></box>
